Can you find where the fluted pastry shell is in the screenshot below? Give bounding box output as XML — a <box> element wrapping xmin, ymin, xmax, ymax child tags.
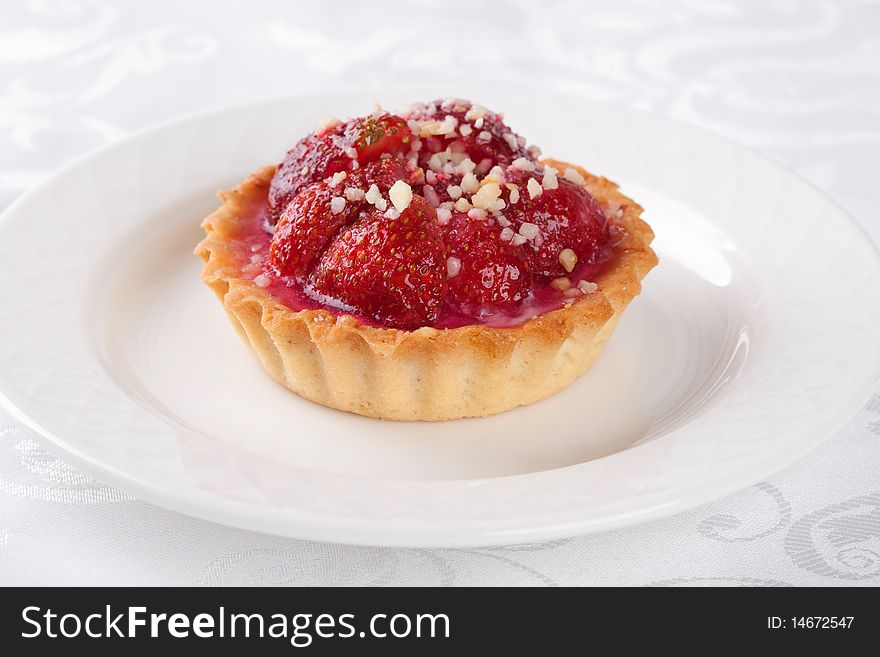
<box><xmin>195</xmin><ymin>159</ymin><xmax>657</xmax><ymax>421</ymax></box>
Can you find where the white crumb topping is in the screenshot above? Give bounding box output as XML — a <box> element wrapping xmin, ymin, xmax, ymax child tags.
<box><xmin>460</xmin><ymin>172</ymin><xmax>480</xmax><ymax>194</ymax></box>
<box><xmin>389</xmin><ymin>180</ymin><xmax>413</xmax><ymax>212</ymax></box>
<box><xmin>316</xmin><ymin>116</ymin><xmax>340</xmax><ymax>132</ymax></box>
<box><xmin>447</xmin><ymin>184</ymin><xmax>463</xmax><ymax>200</ymax></box>
<box><xmin>253</xmin><ymin>273</ymin><xmax>270</xmax><ymax>288</ymax></box>
<box><xmin>578</xmin><ymin>280</ymin><xmax>598</xmax><ymax>294</ymax></box>
<box><xmin>563</xmin><ymin>168</ymin><xmax>585</xmax><ymax>185</ymax></box>
<box><xmin>330</xmin><ymin>196</ymin><xmax>346</xmax><ymax>215</ymax></box>
<box><xmin>365</xmin><ymin>184</ymin><xmax>382</xmax><ymax>205</ymax></box>
<box><xmin>510</xmin><ymin>234</ymin><xmax>528</xmax><ymax>246</ymax></box>
<box><xmin>558</xmin><ymin>248</ymin><xmax>578</xmax><ymax>273</ymax></box>
<box><xmin>511</xmin><ymin>157</ymin><xmax>535</xmax><ymax>172</ymax></box>
<box><xmin>550</xmin><ymin>277</ymin><xmax>572</xmax><ymax>291</ymax></box>
<box><xmin>344</xmin><ymin>186</ymin><xmax>365</xmax><ymax>202</ymax></box>
<box><xmin>471</xmin><ymin>182</ymin><xmax>501</xmax><ymax>210</ymax></box>
<box><xmin>542</xmin><ymin>166</ymin><xmax>559</xmax><ymax>190</ymax></box>
<box><xmin>436</xmin><ymin>207</ymin><xmax>452</xmax><ymax>226</ymax></box>
<box><xmin>527</xmin><ymin>177</ymin><xmax>543</xmax><ymax>199</ymax></box>
<box><xmin>508</xmin><ymin>185</ymin><xmax>520</xmax><ymax>204</ymax></box>
<box><xmin>467</xmin><ymin>208</ymin><xmax>487</xmax><ymax>220</ymax></box>
<box><xmin>330</xmin><ymin>171</ymin><xmax>347</xmax><ymax>187</ymax></box>
<box><xmin>500</xmin><ymin>226</ymin><xmax>515</xmax><ymax>242</ymax></box>
<box><xmin>447</xmin><ymin>256</ymin><xmax>462</xmax><ymax>278</ymax></box>
<box><xmin>518</xmin><ymin>222</ymin><xmax>540</xmax><ymax>240</ymax></box>
<box><xmin>454</xmin><ymin>197</ymin><xmax>472</xmax><ymax>212</ymax></box>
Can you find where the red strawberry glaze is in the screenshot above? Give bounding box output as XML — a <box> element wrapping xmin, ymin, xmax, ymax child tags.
<box><xmin>228</xmin><ymin>100</ymin><xmax>617</xmax><ymax>331</ymax></box>
<box><xmin>227</xmin><ymin>189</ymin><xmax>615</xmax><ymax>330</ymax></box>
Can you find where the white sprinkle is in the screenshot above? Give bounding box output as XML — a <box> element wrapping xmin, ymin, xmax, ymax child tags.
<box><xmin>565</xmin><ymin>287</ymin><xmax>582</xmax><ymax>297</ymax></box>
<box><xmin>563</xmin><ymin>168</ymin><xmax>585</xmax><ymax>185</ymax></box>
<box><xmin>527</xmin><ymin>177</ymin><xmax>543</xmax><ymax>199</ymax></box>
<box><xmin>527</xmin><ymin>144</ymin><xmax>542</xmax><ymax>158</ymax></box>
<box><xmin>447</xmin><ymin>256</ymin><xmax>462</xmax><ymax>278</ymax></box>
<box><xmin>447</xmin><ymin>184</ymin><xmax>463</xmax><ymax>200</ymax></box>
<box><xmin>471</xmin><ymin>182</ymin><xmax>502</xmax><ymax>210</ymax></box>
<box><xmin>459</xmin><ymin>124</ymin><xmax>473</xmax><ymax>137</ymax></box>
<box><xmin>330</xmin><ymin>171</ymin><xmax>347</xmax><ymax>187</ymax></box>
<box><xmin>486</xmin><ymin>165</ymin><xmax>506</xmax><ymax>184</ymax></box>
<box><xmin>344</xmin><ymin>186</ymin><xmax>365</xmax><ymax>202</ymax></box>
<box><xmin>496</xmin><ymin>215</ymin><xmax>511</xmax><ymax>227</ymax></box>
<box><xmin>459</xmin><ymin>158</ymin><xmax>476</xmax><ymax>174</ymax></box>
<box><xmin>316</xmin><ymin>116</ymin><xmax>340</xmax><ymax>132</ymax></box>
<box><xmin>460</xmin><ymin>172</ymin><xmax>480</xmax><ymax>194</ymax></box>
<box><xmin>330</xmin><ymin>196</ymin><xmax>346</xmax><ymax>214</ymax></box>
<box><xmin>551</xmin><ymin>277</ymin><xmax>572</xmax><ymax>291</ymax></box>
<box><xmin>518</xmin><ymin>222</ymin><xmax>540</xmax><ymax>240</ymax></box>
<box><xmin>578</xmin><ymin>280</ymin><xmax>598</xmax><ymax>294</ymax></box>
<box><xmin>344</xmin><ymin>146</ymin><xmax>358</xmax><ymax>159</ymax></box>
<box><xmin>542</xmin><ymin>166</ymin><xmax>559</xmax><ymax>190</ymax></box>
<box><xmin>410</xmin><ymin>138</ymin><xmax>422</xmax><ymax>152</ymax></box>
<box><xmin>365</xmin><ymin>184</ymin><xmax>382</xmax><ymax>205</ymax></box>
<box><xmin>512</xmin><ymin>157</ymin><xmax>535</xmax><ymax>172</ymax></box>
<box><xmin>436</xmin><ymin>207</ymin><xmax>452</xmax><ymax>226</ymax></box>
<box><xmin>500</xmin><ymin>227</ymin><xmax>515</xmax><ymax>241</ymax></box>
<box><xmin>427</xmin><ymin>153</ymin><xmax>443</xmax><ymax>171</ymax></box>
<box><xmin>389</xmin><ymin>180</ymin><xmax>413</xmax><ymax>212</ymax></box>
<box><xmin>474</xmin><ymin>117</ymin><xmax>484</xmax><ymax>129</ymax></box>
<box><xmin>503</xmin><ymin>133</ymin><xmax>518</xmax><ymax>151</ymax></box>
<box><xmin>477</xmin><ymin>130</ymin><xmax>492</xmax><ymax>144</ymax></box>
<box><xmin>510</xmin><ymin>234</ymin><xmax>528</xmax><ymax>246</ymax></box>
<box><xmin>374</xmin><ymin>198</ymin><xmax>387</xmax><ymax>212</ymax></box>
<box><xmin>454</xmin><ymin>197</ymin><xmax>472</xmax><ymax>212</ymax></box>
<box><xmin>465</xmin><ymin>105</ymin><xmax>487</xmax><ymax>121</ymax></box>
<box><xmin>508</xmin><ymin>185</ymin><xmax>520</xmax><ymax>204</ymax></box>
<box><xmin>383</xmin><ymin>207</ymin><xmax>400</xmax><ymax>219</ymax></box>
<box><xmin>468</xmin><ymin>208</ymin><xmax>487</xmax><ymax>220</ymax></box>
<box><xmin>253</xmin><ymin>273</ymin><xmax>270</xmax><ymax>288</ymax></box>
<box><xmin>437</xmin><ymin>114</ymin><xmax>458</xmax><ymax>135</ymax></box>
<box><xmin>558</xmin><ymin>248</ymin><xmax>578</xmax><ymax>273</ymax></box>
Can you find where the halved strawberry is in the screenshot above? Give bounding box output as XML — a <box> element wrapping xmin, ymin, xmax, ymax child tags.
<box><xmin>310</xmin><ymin>195</ymin><xmax>446</xmax><ymax>329</ymax></box>
<box><xmin>443</xmin><ymin>213</ymin><xmax>531</xmax><ymax>309</ymax></box>
<box><xmin>504</xmin><ymin>171</ymin><xmax>608</xmax><ymax>278</ymax></box>
<box><xmin>269</xmin><ymin>113</ymin><xmax>412</xmax><ymax>221</ymax></box>
<box><xmin>269</xmin><ymin>159</ymin><xmax>407</xmax><ymax>277</ymax></box>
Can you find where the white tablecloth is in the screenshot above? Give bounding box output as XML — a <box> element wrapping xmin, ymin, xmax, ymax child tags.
<box><xmin>1</xmin><ymin>0</ymin><xmax>879</xmax><ymax>586</ymax></box>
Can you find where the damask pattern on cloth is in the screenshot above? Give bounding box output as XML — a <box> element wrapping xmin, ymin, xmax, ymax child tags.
<box><xmin>1</xmin><ymin>0</ymin><xmax>879</xmax><ymax>585</ymax></box>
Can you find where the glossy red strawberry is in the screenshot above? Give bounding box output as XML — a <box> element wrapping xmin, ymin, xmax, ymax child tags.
<box><xmin>505</xmin><ymin>171</ymin><xmax>608</xmax><ymax>278</ymax></box>
<box><xmin>443</xmin><ymin>213</ymin><xmax>531</xmax><ymax>309</ymax></box>
<box><xmin>310</xmin><ymin>195</ymin><xmax>446</xmax><ymax>329</ymax></box>
<box><xmin>344</xmin><ymin>113</ymin><xmax>411</xmax><ymax>162</ymax></box>
<box><xmin>269</xmin><ymin>113</ymin><xmax>412</xmax><ymax>221</ymax></box>
<box><xmin>269</xmin><ymin>159</ymin><xmax>408</xmax><ymax>277</ymax></box>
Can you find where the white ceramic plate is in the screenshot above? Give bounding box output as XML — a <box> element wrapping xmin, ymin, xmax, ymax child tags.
<box><xmin>1</xmin><ymin>90</ymin><xmax>879</xmax><ymax>547</ymax></box>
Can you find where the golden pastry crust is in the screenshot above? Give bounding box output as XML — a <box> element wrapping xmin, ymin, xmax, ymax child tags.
<box><xmin>195</xmin><ymin>160</ymin><xmax>657</xmax><ymax>421</ymax></box>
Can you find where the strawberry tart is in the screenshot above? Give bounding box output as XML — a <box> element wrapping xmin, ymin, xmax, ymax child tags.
<box><xmin>195</xmin><ymin>98</ymin><xmax>657</xmax><ymax>420</ymax></box>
